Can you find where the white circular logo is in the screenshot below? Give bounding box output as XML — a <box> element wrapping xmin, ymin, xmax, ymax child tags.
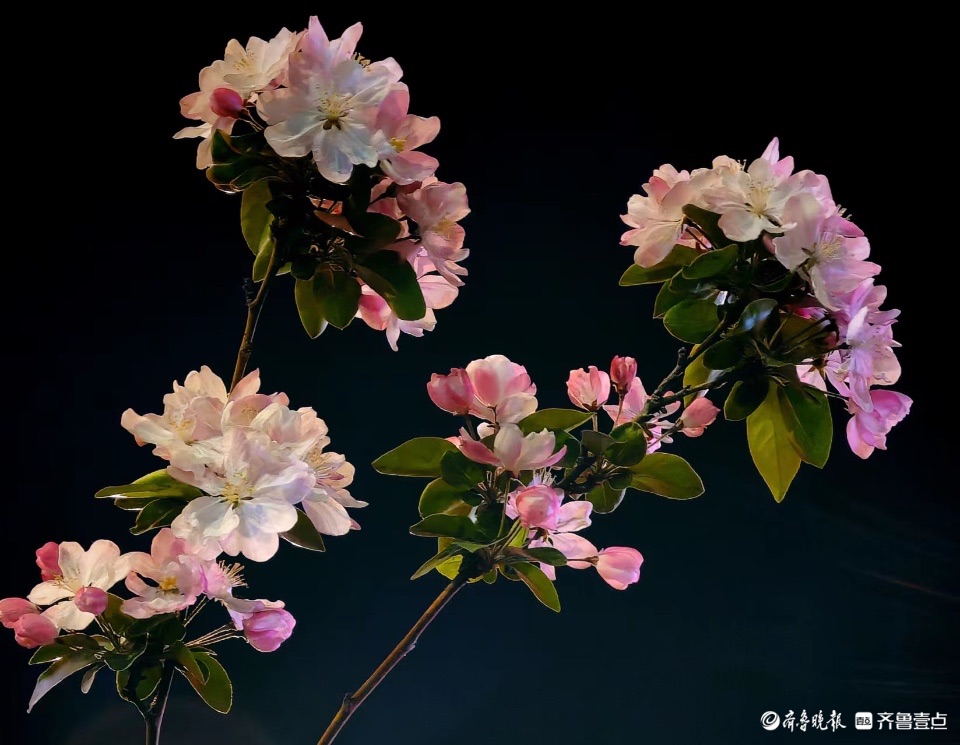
<box><xmin>761</xmin><ymin>712</ymin><xmax>781</xmax><ymax>730</ymax></box>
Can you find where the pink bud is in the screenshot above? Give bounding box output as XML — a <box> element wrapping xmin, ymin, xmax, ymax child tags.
<box><xmin>678</xmin><ymin>398</ymin><xmax>720</xmax><ymax>437</ymax></box>
<box><xmin>243</xmin><ymin>608</ymin><xmax>296</xmax><ymax>652</ymax></box>
<box><xmin>210</xmin><ymin>87</ymin><xmax>246</xmax><ymax>119</ymax></box>
<box><xmin>595</xmin><ymin>547</ymin><xmax>643</xmax><ymax>590</ymax></box>
<box><xmin>0</xmin><ymin>598</ymin><xmax>39</xmax><ymax>629</ymax></box>
<box><xmin>610</xmin><ymin>356</ymin><xmax>638</xmax><ymax>394</ymax></box>
<box><xmin>427</xmin><ymin>369</ymin><xmax>476</xmax><ymax>415</ymax></box>
<box><xmin>567</xmin><ymin>366</ymin><xmax>611</xmax><ymax>411</ymax></box>
<box><xmin>36</xmin><ymin>542</ymin><xmax>61</xmax><ymax>581</ymax></box>
<box><xmin>74</xmin><ymin>587</ymin><xmax>108</xmax><ymax>615</ymax></box>
<box><xmin>510</xmin><ymin>484</ymin><xmax>562</xmax><ymax>531</ymax></box>
<box><xmin>13</xmin><ymin>614</ymin><xmax>58</xmax><ymax>648</ymax></box>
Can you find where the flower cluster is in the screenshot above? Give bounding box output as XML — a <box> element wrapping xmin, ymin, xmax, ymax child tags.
<box><xmin>121</xmin><ymin>366</ymin><xmax>360</xmax><ymax>561</ymax></box>
<box><xmin>177</xmin><ymin>17</ymin><xmax>469</xmax><ymax>350</ymax></box>
<box><xmin>621</xmin><ymin>138</ymin><xmax>910</xmax><ymax>463</ymax></box>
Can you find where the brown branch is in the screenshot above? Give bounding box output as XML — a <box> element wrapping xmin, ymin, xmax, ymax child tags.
<box><xmin>229</xmin><ymin>249</ymin><xmax>280</xmax><ymax>392</ymax></box>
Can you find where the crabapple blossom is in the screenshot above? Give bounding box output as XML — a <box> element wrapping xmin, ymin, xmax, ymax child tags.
<box><xmin>505</xmin><ymin>484</ymin><xmax>564</xmax><ymax>531</ymax></box>
<box><xmin>846</xmin><ymin>390</ymin><xmax>912</xmax><ymax>459</ymax></box>
<box><xmin>27</xmin><ymin>541</ymin><xmax>132</xmax><ymax>631</ymax></box>
<box><xmin>241</xmin><ymin>608</ymin><xmax>296</xmax><ymax>652</ymax></box>
<box><xmin>528</xmin><ymin>500</ymin><xmax>595</xmax><ymax>580</ymax></box>
<box><xmin>678</xmin><ymin>398</ymin><xmax>720</xmax><ymax>437</ymax></box>
<box><xmin>463</xmin><ymin>355</ymin><xmax>537</xmax><ymax>424</ymax></box>
<box><xmin>0</xmin><ymin>598</ymin><xmax>38</xmax><ymax>628</ymax></box>
<box><xmin>567</xmin><ymin>366</ymin><xmax>611</xmax><ymax>411</ymax></box>
<box><xmin>13</xmin><ymin>613</ymin><xmax>58</xmax><ymax>649</ymax></box>
<box><xmin>35</xmin><ymin>542</ymin><xmax>61</xmax><ymax>581</ymax></box>
<box><xmin>595</xmin><ymin>547</ymin><xmax>644</xmax><ymax>590</ymax></box>
<box><xmin>602</xmin><ymin>377</ymin><xmax>676</xmax><ymax>451</ymax></box>
<box><xmin>122</xmin><ymin>529</ymin><xmax>204</xmax><ymax>619</ymax></box>
<box><xmin>457</xmin><ymin>424</ymin><xmax>565</xmax><ymax>475</ymax></box>
<box><xmin>610</xmin><ymin>356</ymin><xmax>638</xmax><ymax>394</ymax></box>
<box><xmin>375</xmin><ymin>86</ymin><xmax>440</xmax><ymax>184</ymax></box>
<box><xmin>397</xmin><ymin>180</ymin><xmax>470</xmax><ymax>286</ymax></box>
<box><xmin>73</xmin><ymin>587</ymin><xmax>108</xmax><ymax>616</ymax></box>
<box><xmin>427</xmin><ymin>368</ymin><xmax>476</xmax><ymax>415</ymax></box>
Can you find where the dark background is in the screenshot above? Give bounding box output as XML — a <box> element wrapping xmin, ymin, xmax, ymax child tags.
<box><xmin>6</xmin><ymin>9</ymin><xmax>957</xmax><ymax>744</ymax></box>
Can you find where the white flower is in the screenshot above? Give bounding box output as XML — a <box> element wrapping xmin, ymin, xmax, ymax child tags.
<box><xmin>27</xmin><ymin>541</ymin><xmax>131</xmax><ymax>630</ymax></box>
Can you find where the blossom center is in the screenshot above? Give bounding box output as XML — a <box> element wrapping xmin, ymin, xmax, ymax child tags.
<box><xmin>746</xmin><ymin>179</ymin><xmax>773</xmax><ymax>215</ymax></box>
<box><xmin>815</xmin><ymin>235</ymin><xmax>844</xmax><ymax>260</ymax></box>
<box><xmin>158</xmin><ymin>576</ymin><xmax>179</xmax><ymax>592</ymax></box>
<box><xmin>389</xmin><ymin>136</ymin><xmax>407</xmax><ymax>152</ymax></box>
<box><xmin>221</xmin><ymin>475</ymin><xmax>251</xmax><ymax>505</ymax></box>
<box><xmin>318</xmin><ymin>92</ymin><xmax>352</xmax><ymax>130</ymax></box>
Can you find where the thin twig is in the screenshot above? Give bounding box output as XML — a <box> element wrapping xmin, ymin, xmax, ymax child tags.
<box><xmin>229</xmin><ymin>247</ymin><xmax>281</xmax><ymax>392</ymax></box>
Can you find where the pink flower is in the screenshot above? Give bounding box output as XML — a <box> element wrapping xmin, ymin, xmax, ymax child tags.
<box><xmin>846</xmin><ymin>390</ymin><xmax>912</xmax><ymax>459</ymax></box>
<box><xmin>73</xmin><ymin>587</ymin><xmax>108</xmax><ymax>616</ymax></box>
<box><xmin>122</xmin><ymin>529</ymin><xmax>204</xmax><ymax>619</ymax></box>
<box><xmin>375</xmin><ymin>85</ymin><xmax>440</xmax><ymax>184</ymax></box>
<box><xmin>528</xmin><ymin>501</ymin><xmax>595</xmax><ymax>580</ymax></box>
<box><xmin>463</xmin><ymin>354</ymin><xmax>537</xmax><ymax>424</ymax></box>
<box><xmin>595</xmin><ymin>547</ymin><xmax>644</xmax><ymax>590</ymax></box>
<box><xmin>427</xmin><ymin>368</ymin><xmax>476</xmax><ymax>415</ymax></box>
<box><xmin>457</xmin><ymin>424</ymin><xmax>565</xmax><ymax>475</ymax></box>
<box><xmin>0</xmin><ymin>598</ymin><xmax>38</xmax><ymax>629</ymax></box>
<box><xmin>506</xmin><ymin>484</ymin><xmax>563</xmax><ymax>530</ymax></box>
<box><xmin>567</xmin><ymin>366</ymin><xmax>611</xmax><ymax>411</ymax></box>
<box><xmin>210</xmin><ymin>87</ymin><xmax>246</xmax><ymax>119</ymax></box>
<box><xmin>36</xmin><ymin>542</ymin><xmax>61</xmax><ymax>581</ymax></box>
<box><xmin>610</xmin><ymin>356</ymin><xmax>638</xmax><ymax>394</ymax></box>
<box><xmin>678</xmin><ymin>397</ymin><xmax>719</xmax><ymax>437</ymax></box>
<box><xmin>242</xmin><ymin>608</ymin><xmax>296</xmax><ymax>652</ymax></box>
<box><xmin>601</xmin><ymin>377</ymin><xmax>676</xmax><ymax>451</ymax></box>
<box><xmin>13</xmin><ymin>613</ymin><xmax>58</xmax><ymax>649</ymax></box>
<box><xmin>397</xmin><ymin>180</ymin><xmax>470</xmax><ymax>286</ymax></box>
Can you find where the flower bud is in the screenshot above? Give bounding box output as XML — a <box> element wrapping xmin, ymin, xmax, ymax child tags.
<box><xmin>609</xmin><ymin>356</ymin><xmax>638</xmax><ymax>394</ymax></box>
<box><xmin>74</xmin><ymin>587</ymin><xmax>108</xmax><ymax>616</ymax></box>
<box><xmin>427</xmin><ymin>369</ymin><xmax>475</xmax><ymax>415</ymax></box>
<box><xmin>510</xmin><ymin>484</ymin><xmax>563</xmax><ymax>531</ymax></box>
<box><xmin>678</xmin><ymin>398</ymin><xmax>719</xmax><ymax>437</ymax></box>
<box><xmin>595</xmin><ymin>547</ymin><xmax>644</xmax><ymax>590</ymax></box>
<box><xmin>0</xmin><ymin>598</ymin><xmax>39</xmax><ymax>629</ymax></box>
<box><xmin>243</xmin><ymin>609</ymin><xmax>296</xmax><ymax>652</ymax></box>
<box><xmin>13</xmin><ymin>614</ymin><xmax>58</xmax><ymax>648</ymax></box>
<box><xmin>566</xmin><ymin>366</ymin><xmax>611</xmax><ymax>410</ymax></box>
<box><xmin>36</xmin><ymin>542</ymin><xmax>61</xmax><ymax>581</ymax></box>
<box><xmin>210</xmin><ymin>87</ymin><xmax>246</xmax><ymax>119</ymax></box>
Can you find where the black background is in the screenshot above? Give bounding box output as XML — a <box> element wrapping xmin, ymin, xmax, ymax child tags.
<box><xmin>6</xmin><ymin>9</ymin><xmax>957</xmax><ymax>744</ymax></box>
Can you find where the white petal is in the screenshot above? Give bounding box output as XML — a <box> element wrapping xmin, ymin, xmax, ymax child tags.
<box><xmin>27</xmin><ymin>582</ymin><xmax>73</xmax><ymax>606</ymax></box>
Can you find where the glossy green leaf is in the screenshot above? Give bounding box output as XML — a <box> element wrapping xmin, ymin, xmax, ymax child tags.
<box><xmin>739</xmin><ymin>298</ymin><xmax>779</xmax><ymax>335</ymax></box>
<box><xmin>653</xmin><ymin>282</ymin><xmax>686</xmax><ymax>318</ymax></box>
<box><xmin>681</xmin><ymin>244</ymin><xmax>738</xmax><ymax>279</ymax></box>
<box><xmin>554</xmin><ymin>431</ymin><xmax>581</xmax><ymax>467</ymax></box>
<box><xmin>240</xmin><ymin>180</ymin><xmax>274</xmax><ymax>255</ymax></box>
<box><xmin>101</xmin><ymin>594</ymin><xmax>133</xmax><ymax>635</ymax></box>
<box><xmin>95</xmin><ymin>470</ymin><xmax>202</xmax><ymax>500</ymax></box>
<box><xmin>80</xmin><ymin>664</ymin><xmax>102</xmax><ymax>694</ymax></box>
<box><xmin>131</xmin><ymin>499</ymin><xmax>184</xmax><ymax>535</ymax></box>
<box><xmin>135</xmin><ymin>664</ymin><xmax>163</xmax><ymax>701</ymax></box>
<box><xmin>29</xmin><ymin>644</ymin><xmax>71</xmax><ymax>665</ymax></box>
<box><xmin>663</xmin><ymin>299</ymin><xmax>720</xmax><ymax>344</ymax></box>
<box><xmin>280</xmin><ymin>509</ymin><xmax>326</xmax><ymax>551</ymax></box>
<box><xmin>294</xmin><ymin>277</ymin><xmax>328</xmax><ymax>339</ymax></box>
<box><xmin>184</xmin><ymin>652</ymin><xmax>233</xmax><ymax>714</ymax></box>
<box><xmin>518</xmin><ymin>408</ymin><xmax>593</xmax><ymax>434</ymax></box>
<box><xmin>746</xmin><ymin>382</ymin><xmax>801</xmax><ymax>502</ymax></box>
<box><xmin>305</xmin><ymin>270</ymin><xmax>361</xmax><ymax>330</ymax></box>
<box><xmin>723</xmin><ymin>379</ymin><xmax>768</xmax><ymax>421</ymax></box>
<box><xmin>619</xmin><ymin>245</ymin><xmax>700</xmax><ymax>286</ymax></box>
<box><xmin>373</xmin><ymin>437</ymin><xmax>458</xmax><ymax>477</ymax></box>
<box><xmin>606</xmin><ymin>422</ymin><xmax>648</xmax><ymax>466</ymax></box>
<box><xmin>28</xmin><ymin>651</ymin><xmax>97</xmax><ymax>712</ymax></box>
<box><xmin>434</xmin><ymin>538</ymin><xmax>464</xmax><ymax>580</ymax></box>
<box><xmin>681</xmin><ymin>204</ymin><xmax>726</xmax><ymax>247</ymax></box>
<box><xmin>702</xmin><ymin>337</ymin><xmax>746</xmax><ymax>371</ymax></box>
<box><xmin>169</xmin><ymin>642</ymin><xmax>204</xmax><ymax>682</ymax></box>
<box><xmin>440</xmin><ymin>450</ymin><xmax>487</xmax><ymax>488</ymax></box>
<box><xmin>586</xmin><ymin>482</ymin><xmax>626</xmax><ymax>513</ymax></box>
<box><xmin>419</xmin><ymin>479</ymin><xmax>474</xmax><ymax>517</ymax></box>
<box><xmin>409</xmin><ymin>514</ymin><xmax>491</xmax><ymax>543</ymax></box>
<box><xmin>629</xmin><ymin>453</ymin><xmax>704</xmax><ymax>499</ymax></box>
<box><xmin>348</xmin><ymin>212</ymin><xmax>403</xmax><ymax>254</ymax></box>
<box><xmin>411</xmin><ymin>544</ymin><xmax>463</xmax><ymax>580</ymax></box>
<box><xmin>513</xmin><ymin>562</ymin><xmax>561</xmax><ymax>612</ymax></box>
<box><xmin>778</xmin><ymin>385</ymin><xmax>832</xmax><ymax>468</ymax></box>
<box><xmin>581</xmin><ymin>430</ymin><xmax>615</xmax><ymax>456</ymax></box>
<box><xmin>355</xmin><ymin>252</ymin><xmax>426</xmax><ymax>321</ymax></box>
<box><xmin>503</xmin><ymin>546</ymin><xmax>568</xmax><ymax>566</ymax></box>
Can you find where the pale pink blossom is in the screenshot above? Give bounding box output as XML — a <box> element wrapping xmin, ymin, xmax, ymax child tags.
<box><xmin>427</xmin><ymin>368</ymin><xmax>475</xmax><ymax>415</ymax></box>
<box><xmin>678</xmin><ymin>397</ymin><xmax>719</xmax><ymax>437</ymax></box>
<box><xmin>170</xmin><ymin>429</ymin><xmax>313</xmax><ymax>562</ymax></box>
<box><xmin>602</xmin><ymin>377</ymin><xmax>675</xmax><ymax>451</ymax></box>
<box><xmin>35</xmin><ymin>542</ymin><xmax>61</xmax><ymax>581</ymax></box>
<box><xmin>73</xmin><ymin>587</ymin><xmax>108</xmax><ymax>615</ymax></box>
<box><xmin>529</xmin><ymin>500</ymin><xmax>595</xmax><ymax>580</ymax></box>
<box><xmin>457</xmin><ymin>424</ymin><xmax>565</xmax><ymax>475</ymax></box>
<box><xmin>705</xmin><ymin>138</ymin><xmax>806</xmax><ymax>241</ymax></box>
<box><xmin>397</xmin><ymin>180</ymin><xmax>470</xmax><ymax>286</ymax></box>
<box><xmin>567</xmin><ymin>366</ymin><xmax>611</xmax><ymax>411</ymax></box>
<box><xmin>463</xmin><ymin>355</ymin><xmax>537</xmax><ymax>424</ymax></box>
<box><xmin>773</xmin><ymin>193</ymin><xmax>879</xmax><ymax>310</ymax></box>
<box><xmin>505</xmin><ymin>484</ymin><xmax>564</xmax><ymax>530</ymax></box>
<box><xmin>122</xmin><ymin>529</ymin><xmax>204</xmax><ymax>619</ymax></box>
<box><xmin>0</xmin><ymin>598</ymin><xmax>38</xmax><ymax>628</ymax></box>
<box><xmin>846</xmin><ymin>390</ymin><xmax>912</xmax><ymax>459</ymax></box>
<box><xmin>242</xmin><ymin>608</ymin><xmax>296</xmax><ymax>652</ymax></box>
<box><xmin>374</xmin><ymin>86</ymin><xmax>440</xmax><ymax>184</ymax></box>
<box><xmin>13</xmin><ymin>613</ymin><xmax>58</xmax><ymax>649</ymax></box>
<box><xmin>595</xmin><ymin>547</ymin><xmax>644</xmax><ymax>590</ymax></box>
<box><xmin>610</xmin><ymin>356</ymin><xmax>638</xmax><ymax>394</ymax></box>
<box><xmin>27</xmin><ymin>541</ymin><xmax>132</xmax><ymax>631</ymax></box>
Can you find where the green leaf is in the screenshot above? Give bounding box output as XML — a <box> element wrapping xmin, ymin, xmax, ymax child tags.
<box><xmin>355</xmin><ymin>252</ymin><xmax>426</xmax><ymax>321</ymax></box>
<box><xmin>724</xmin><ymin>379</ymin><xmax>768</xmax><ymax>421</ymax></box>
<box><xmin>702</xmin><ymin>337</ymin><xmax>747</xmax><ymax>371</ymax></box>
<box><xmin>500</xmin><ymin>546</ymin><xmax>568</xmax><ymax>566</ymax></box>
<box><xmin>739</xmin><ymin>298</ymin><xmax>779</xmax><ymax>335</ymax></box>
<box><xmin>124</xmin><ymin>615</ymin><xmax>185</xmax><ymax>644</ymax></box>
<box><xmin>28</xmin><ymin>651</ymin><xmax>97</xmax><ymax>712</ymax></box>
<box><xmin>294</xmin><ymin>277</ymin><xmax>328</xmax><ymax>339</ymax></box>
<box><xmin>681</xmin><ymin>204</ymin><xmax>726</xmax><ymax>247</ymax></box>
<box><xmin>305</xmin><ymin>270</ymin><xmax>361</xmax><ymax>331</ymax></box>
<box><xmin>347</xmin><ymin>212</ymin><xmax>403</xmax><ymax>254</ymax></box>
<box><xmin>682</xmin><ymin>244</ymin><xmax>738</xmax><ymax>279</ymax></box>
<box><xmin>184</xmin><ymin>652</ymin><xmax>233</xmax><ymax>714</ymax></box>
<box><xmin>169</xmin><ymin>642</ymin><xmax>204</xmax><ymax>682</ymax></box>
<box><xmin>409</xmin><ymin>515</ymin><xmax>491</xmax><ymax>543</ymax></box>
<box><xmin>554</xmin><ymin>431</ymin><xmax>581</xmax><ymax>467</ymax></box>
<box><xmin>135</xmin><ymin>664</ymin><xmax>163</xmax><ymax>701</ymax></box>
<box><xmin>619</xmin><ymin>245</ymin><xmax>701</xmax><ymax>286</ymax></box>
<box><xmin>373</xmin><ymin>437</ymin><xmax>458</xmax><ymax>477</ymax></box>
<box><xmin>518</xmin><ymin>408</ymin><xmax>594</xmax><ymax>434</ymax></box>
<box><xmin>131</xmin><ymin>499</ymin><xmax>184</xmax><ymax>535</ymax></box>
<box><xmin>240</xmin><ymin>180</ymin><xmax>274</xmax><ymax>255</ymax></box>
<box><xmin>434</xmin><ymin>538</ymin><xmax>464</xmax><ymax>580</ymax></box>
<box><xmin>101</xmin><ymin>594</ymin><xmax>134</xmax><ymax>635</ymax></box>
<box><xmin>418</xmin><ymin>479</ymin><xmax>474</xmax><ymax>517</ymax></box>
<box><xmin>663</xmin><ymin>299</ymin><xmax>720</xmax><ymax>344</ymax></box>
<box><xmin>778</xmin><ymin>385</ymin><xmax>832</xmax><ymax>468</ymax></box>
<box><xmin>29</xmin><ymin>644</ymin><xmax>71</xmax><ymax>665</ymax></box>
<box><xmin>629</xmin><ymin>453</ymin><xmax>704</xmax><ymax>499</ymax></box>
<box><xmin>96</xmin><ymin>470</ymin><xmax>202</xmax><ymax>500</ymax></box>
<box><xmin>653</xmin><ymin>281</ymin><xmax>686</xmax><ymax>318</ymax></box>
<box><xmin>513</xmin><ymin>562</ymin><xmax>561</xmax><ymax>612</ymax></box>
<box><xmin>586</xmin><ymin>482</ymin><xmax>626</xmax><ymax>513</ymax></box>
<box><xmin>280</xmin><ymin>509</ymin><xmax>326</xmax><ymax>551</ymax></box>
<box><xmin>251</xmin><ymin>237</ymin><xmax>276</xmax><ymax>282</ymax></box>
<box><xmin>606</xmin><ymin>422</ymin><xmax>648</xmax><ymax>466</ymax></box>
<box><xmin>440</xmin><ymin>450</ymin><xmax>487</xmax><ymax>489</ymax></box>
<box><xmin>411</xmin><ymin>544</ymin><xmax>464</xmax><ymax>580</ymax></box>
<box><xmin>746</xmin><ymin>382</ymin><xmax>802</xmax><ymax>502</ymax></box>
<box><xmin>581</xmin><ymin>430</ymin><xmax>615</xmax><ymax>456</ymax></box>
<box><xmin>80</xmin><ymin>664</ymin><xmax>102</xmax><ymax>694</ymax></box>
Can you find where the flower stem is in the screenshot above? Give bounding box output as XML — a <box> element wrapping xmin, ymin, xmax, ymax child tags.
<box><xmin>143</xmin><ymin>662</ymin><xmax>175</xmax><ymax>745</ymax></box>
<box><xmin>229</xmin><ymin>248</ymin><xmax>281</xmax><ymax>392</ymax></box>
<box><xmin>316</xmin><ymin>575</ymin><xmax>468</xmax><ymax>744</ymax></box>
